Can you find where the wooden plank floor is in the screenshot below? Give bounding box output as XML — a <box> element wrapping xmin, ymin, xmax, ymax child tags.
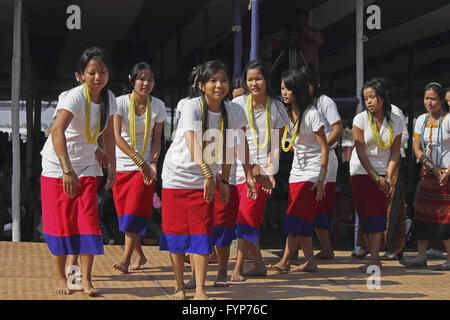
<box><xmin>0</xmin><ymin>241</ymin><xmax>448</xmax><ymax>300</ymax></box>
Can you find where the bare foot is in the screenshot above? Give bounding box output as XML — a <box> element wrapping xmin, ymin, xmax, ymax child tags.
<box><xmin>213</xmin><ymin>273</ymin><xmax>229</xmax><ymax>287</ymax></box>
<box><xmin>185</xmin><ymin>277</ymin><xmax>196</xmax><ymax>290</ymax></box>
<box><xmin>129</xmin><ymin>256</ymin><xmax>147</xmax><ymax>270</ymax></box>
<box><xmin>269</xmin><ymin>262</ymin><xmax>290</xmax><ymax>273</ymax></box>
<box><xmin>113</xmin><ymin>262</ymin><xmax>129</xmax><ymax>274</ymax></box>
<box><xmin>194</xmin><ymin>286</ymin><xmax>212</xmax><ymax>300</ymax></box>
<box><xmin>242</xmin><ymin>267</ymin><xmax>267</xmax><ymax>277</ymax></box>
<box><xmin>82</xmin><ymin>280</ymin><xmax>99</xmax><ymax>297</ymax></box>
<box><xmin>315</xmin><ymin>250</ymin><xmax>334</xmax><ymax>260</ymax></box>
<box><xmin>55</xmin><ymin>278</ymin><xmax>71</xmax><ymax>295</ymax></box>
<box><xmin>290</xmin><ymin>261</ymin><xmax>318</xmax><ymax>273</ymax></box>
<box><xmin>230</xmin><ymin>271</ymin><xmax>245</xmax><ymax>282</ymax></box>
<box><xmin>171</xmin><ymin>285</ymin><xmax>186</xmax><ymax>300</ymax></box>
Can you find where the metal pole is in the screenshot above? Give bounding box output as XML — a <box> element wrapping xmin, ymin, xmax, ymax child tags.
<box><xmin>11</xmin><ymin>0</ymin><xmax>23</xmax><ymax>242</ymax></box>
<box><xmin>232</xmin><ymin>0</ymin><xmax>242</xmax><ymax>81</ymax></box>
<box><xmin>407</xmin><ymin>44</ymin><xmax>415</xmax><ymax>185</ymax></box>
<box><xmin>355</xmin><ymin>0</ymin><xmax>364</xmax><ymax>114</ymax></box>
<box><xmin>250</xmin><ymin>0</ymin><xmax>260</xmax><ymax>61</ymax></box>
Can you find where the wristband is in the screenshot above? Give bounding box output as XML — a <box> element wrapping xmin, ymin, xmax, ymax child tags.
<box><xmin>220</xmin><ymin>179</ymin><xmax>229</xmax><ymax>185</ymax></box>
<box><xmin>131</xmin><ymin>152</ymin><xmax>145</xmax><ymax>167</ymax></box>
<box><xmin>59</xmin><ymin>156</ymin><xmax>73</xmax><ymax>174</ymax></box>
<box><xmin>423</xmin><ymin>158</ymin><xmax>435</xmax><ymax>171</ymax></box>
<box><xmin>198</xmin><ymin>163</ymin><xmax>213</xmax><ymax>179</ymax></box>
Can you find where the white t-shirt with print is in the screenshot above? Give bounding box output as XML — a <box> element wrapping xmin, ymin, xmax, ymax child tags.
<box><xmin>414</xmin><ymin>112</ymin><xmax>450</xmax><ymax>169</ymax></box>
<box><xmin>288</xmin><ymin>105</ymin><xmax>325</xmax><ymax>183</ymax></box>
<box><xmin>232</xmin><ymin>95</ymin><xmax>289</xmax><ymax>184</ymax></box>
<box><xmin>41</xmin><ymin>84</ymin><xmax>117</xmax><ymax>178</ymax></box>
<box><xmin>162</xmin><ymin>97</ymin><xmax>247</xmax><ymax>189</ymax></box>
<box><xmin>115</xmin><ymin>94</ymin><xmax>167</xmax><ymax>172</ymax></box>
<box><xmin>349</xmin><ymin>111</ymin><xmax>403</xmax><ymax>175</ymax></box>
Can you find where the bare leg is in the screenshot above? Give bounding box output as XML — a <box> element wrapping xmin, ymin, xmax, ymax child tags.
<box><xmin>231</xmin><ymin>238</ymin><xmax>248</xmax><ymax>282</ymax></box>
<box><xmin>185</xmin><ymin>253</ymin><xmax>196</xmax><ymax>289</ymax></box>
<box><xmin>270</xmin><ymin>234</ymin><xmax>298</xmax><ymax>272</ymax></box>
<box><xmin>243</xmin><ymin>241</ymin><xmax>267</xmax><ymax>277</ymax></box>
<box><xmin>113</xmin><ymin>231</ymin><xmax>138</xmax><ymax>273</ymax></box>
<box><xmin>410</xmin><ymin>240</ymin><xmax>428</xmax><ymax>262</ymax></box>
<box><xmin>192</xmin><ymin>253</ymin><xmax>210</xmax><ymax>300</ymax></box>
<box><xmin>80</xmin><ymin>254</ymin><xmax>98</xmax><ymax>296</ymax></box>
<box><xmin>67</xmin><ymin>255</ymin><xmax>79</xmax><ymax>267</ymax></box>
<box><xmin>214</xmin><ymin>246</ymin><xmax>230</xmax><ymax>287</ymax></box>
<box><xmin>54</xmin><ymin>255</ymin><xmax>71</xmax><ymax>295</ymax></box>
<box><xmin>169</xmin><ymin>253</ymin><xmax>186</xmax><ymax>300</ymax></box>
<box><xmin>129</xmin><ymin>238</ymin><xmax>147</xmax><ymax>270</ymax></box>
<box><xmin>314</xmin><ymin>228</ymin><xmax>334</xmax><ymax>259</ymax></box>
<box><xmin>291</xmin><ymin>236</ymin><xmax>317</xmax><ymax>272</ymax></box>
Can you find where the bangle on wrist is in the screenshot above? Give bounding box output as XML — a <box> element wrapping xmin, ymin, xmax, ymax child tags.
<box><xmin>59</xmin><ymin>156</ymin><xmax>73</xmax><ymax>174</ymax></box>
<box><xmin>198</xmin><ymin>163</ymin><xmax>213</xmax><ymax>179</ymax></box>
<box><xmin>318</xmin><ymin>167</ymin><xmax>328</xmax><ymax>182</ymax></box>
<box><xmin>368</xmin><ymin>170</ymin><xmax>381</xmax><ymax>183</ymax></box>
<box><xmin>220</xmin><ymin>179</ymin><xmax>229</xmax><ymax>185</ymax></box>
<box><xmin>131</xmin><ymin>152</ymin><xmax>145</xmax><ymax>167</ymax></box>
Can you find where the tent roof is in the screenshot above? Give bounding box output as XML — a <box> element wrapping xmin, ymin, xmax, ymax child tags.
<box><xmin>1</xmin><ymin>0</ymin><xmax>449</xmax><ymax>114</ymax></box>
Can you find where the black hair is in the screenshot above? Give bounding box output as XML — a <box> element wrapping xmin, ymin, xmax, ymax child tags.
<box><xmin>361</xmin><ymin>78</ymin><xmax>392</xmax><ymax>123</ymax></box>
<box><xmin>229</xmin><ymin>76</ymin><xmax>244</xmax><ymax>99</ymax></box>
<box><xmin>281</xmin><ymin>68</ymin><xmax>313</xmax><ymax>126</ymax></box>
<box><xmin>424</xmin><ymin>82</ymin><xmax>449</xmax><ymax>112</ymax></box>
<box><xmin>122</xmin><ymin>61</ymin><xmax>154</xmax><ymax>94</ymax></box>
<box><xmin>187</xmin><ymin>64</ymin><xmax>202</xmax><ymax>98</ymax></box>
<box><xmin>242</xmin><ymin>59</ymin><xmax>275</xmax><ymax>98</ymax></box>
<box><xmin>300</xmin><ymin>64</ymin><xmax>322</xmax><ymax>106</ymax></box>
<box><xmin>77</xmin><ymin>46</ymin><xmax>112</xmax><ymax>133</ymax></box>
<box><xmin>197</xmin><ymin>60</ymin><xmax>229</xmax><ymax>152</ymax></box>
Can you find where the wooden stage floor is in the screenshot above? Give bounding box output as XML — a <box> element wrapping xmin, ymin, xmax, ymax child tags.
<box><xmin>0</xmin><ymin>241</ymin><xmax>448</xmax><ymax>300</ymax></box>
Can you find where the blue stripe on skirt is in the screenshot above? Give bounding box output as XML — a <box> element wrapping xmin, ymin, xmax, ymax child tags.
<box><xmin>118</xmin><ymin>213</ymin><xmax>149</xmax><ymax>237</ymax></box>
<box><xmin>159</xmin><ymin>233</ymin><xmax>213</xmax><ymax>254</ymax></box>
<box><xmin>282</xmin><ymin>215</ymin><xmax>314</xmax><ymax>237</ymax></box>
<box><xmin>236</xmin><ymin>222</ymin><xmax>260</xmax><ymax>244</ymax></box>
<box><xmin>44</xmin><ymin>233</ymin><xmax>104</xmax><ymax>256</ymax></box>
<box><xmin>213</xmin><ymin>226</ymin><xmax>237</xmax><ymax>247</ymax></box>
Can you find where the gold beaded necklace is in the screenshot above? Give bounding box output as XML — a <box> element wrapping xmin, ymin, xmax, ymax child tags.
<box><xmin>129</xmin><ymin>92</ymin><xmax>152</xmax><ymax>156</ymax></box>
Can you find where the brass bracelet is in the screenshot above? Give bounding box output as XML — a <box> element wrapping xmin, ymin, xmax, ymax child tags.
<box><xmin>318</xmin><ymin>167</ymin><xmax>328</xmax><ymax>182</ymax></box>
<box><xmin>198</xmin><ymin>163</ymin><xmax>213</xmax><ymax>179</ymax></box>
<box><xmin>423</xmin><ymin>158</ymin><xmax>435</xmax><ymax>171</ymax></box>
<box><xmin>58</xmin><ymin>156</ymin><xmax>73</xmax><ymax>174</ymax></box>
<box><xmin>131</xmin><ymin>153</ymin><xmax>145</xmax><ymax>167</ymax></box>
<box><xmin>368</xmin><ymin>170</ymin><xmax>381</xmax><ymax>183</ymax></box>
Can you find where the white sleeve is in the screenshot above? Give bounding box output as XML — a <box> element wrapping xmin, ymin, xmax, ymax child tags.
<box><xmin>108</xmin><ymin>90</ymin><xmax>117</xmax><ymax>115</ymax></box>
<box><xmin>353</xmin><ymin>112</ymin><xmax>365</xmax><ymax>131</ymax></box>
<box><xmin>310</xmin><ymin>109</ymin><xmax>325</xmax><ymax>132</ymax></box>
<box><xmin>414</xmin><ymin>114</ymin><xmax>426</xmax><ymax>137</ymax></box>
<box><xmin>56</xmin><ymin>88</ymin><xmax>83</xmax><ymax>116</ymax></box>
<box><xmin>155</xmin><ymin>99</ymin><xmax>167</xmax><ymax>123</ymax></box>
<box><xmin>273</xmin><ymin>100</ymin><xmax>289</xmax><ymax>129</ymax></box>
<box><xmin>115</xmin><ymin>96</ymin><xmax>125</xmax><ymax>117</ymax></box>
<box><xmin>323</xmin><ymin>97</ymin><xmax>341</xmax><ymax>126</ymax></box>
<box><xmin>178</xmin><ymin>100</ymin><xmax>201</xmax><ymax>133</ymax></box>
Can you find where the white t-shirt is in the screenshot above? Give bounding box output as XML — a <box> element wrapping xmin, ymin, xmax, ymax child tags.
<box><xmin>232</xmin><ymin>95</ymin><xmax>289</xmax><ymax>184</ymax></box>
<box><xmin>115</xmin><ymin>94</ymin><xmax>167</xmax><ymax>172</ymax></box>
<box><xmin>41</xmin><ymin>84</ymin><xmax>117</xmax><ymax>178</ymax></box>
<box><xmin>176</xmin><ymin>97</ymin><xmax>189</xmax><ymax>121</ymax></box>
<box><xmin>162</xmin><ymin>97</ymin><xmax>248</xmax><ymax>189</ymax></box>
<box><xmin>391</xmin><ymin>104</ymin><xmax>408</xmax><ymax>158</ymax></box>
<box><xmin>316</xmin><ymin>94</ymin><xmax>341</xmax><ymax>149</ymax></box>
<box><xmin>315</xmin><ymin>94</ymin><xmax>341</xmax><ymax>182</ymax></box>
<box><xmin>288</xmin><ymin>106</ymin><xmax>325</xmax><ymax>183</ymax></box>
<box><xmin>414</xmin><ymin>112</ymin><xmax>450</xmax><ymax>169</ymax></box>
<box><xmin>350</xmin><ymin>111</ymin><xmax>403</xmax><ymax>175</ymax></box>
